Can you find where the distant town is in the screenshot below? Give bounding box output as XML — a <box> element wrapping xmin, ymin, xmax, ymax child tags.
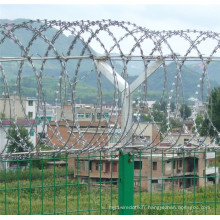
<box><xmin>0</xmin><ymin>93</ymin><xmax>219</xmax><ymax>192</ymax></box>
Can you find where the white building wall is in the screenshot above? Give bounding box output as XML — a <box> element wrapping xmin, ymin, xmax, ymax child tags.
<box><xmin>25</xmin><ymin>98</ymin><xmax>36</xmax><ymax>119</ymax></box>
<box><xmin>0</xmin><ymin>127</ymin><xmax>8</xmax><ymax>154</ymax></box>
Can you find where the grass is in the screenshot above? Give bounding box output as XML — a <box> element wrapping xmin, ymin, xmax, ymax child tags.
<box><xmin>0</xmin><ymin>172</ymin><xmax>220</xmax><ymax>215</ymax></box>
<box><xmin>0</xmin><ymin>154</ymin><xmax>220</xmax><ymax>215</ymax></box>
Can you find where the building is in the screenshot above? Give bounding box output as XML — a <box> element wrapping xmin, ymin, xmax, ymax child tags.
<box><xmin>71</xmin><ymin>150</ymin><xmax>219</xmax><ymax>191</ymax></box>
<box><xmin>160</xmin><ymin>133</ymin><xmax>212</xmax><ymax>149</ymax></box>
<box><xmin>188</xmin><ymin>98</ymin><xmax>206</xmax><ymax>115</ymax></box>
<box><xmin>72</xmin><ymin>122</ymin><xmax>165</xmax><ymax>188</ymax></box>
<box><xmin>70</xmin><ymin>120</ymin><xmax>219</xmax><ymax>191</ymax></box>
<box><xmin>55</xmin><ymin>104</ymin><xmax>112</xmax><ymax>122</ymax></box>
<box><xmin>0</xmin><ymin>95</ymin><xmax>37</xmax><ymax>119</ymax></box>
<box><xmin>133</xmin><ymin>151</ymin><xmax>219</xmax><ymax>192</ymax></box>
<box><xmin>47</xmin><ymin>120</ymin><xmax>109</xmax><ymax>149</ymax></box>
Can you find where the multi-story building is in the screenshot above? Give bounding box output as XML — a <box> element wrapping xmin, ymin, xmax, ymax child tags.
<box><xmin>0</xmin><ymin>94</ymin><xmax>36</xmax><ymax>119</ymax></box>
<box><xmin>71</xmin><ymin>150</ymin><xmax>219</xmax><ymax>192</ymax></box>
<box><xmin>68</xmin><ymin>119</ymin><xmax>219</xmax><ymax>191</ymax></box>
<box><xmin>55</xmin><ymin>104</ymin><xmax>112</xmax><ymax>122</ymax></box>
<box><xmin>70</xmin><ymin>122</ymin><xmax>166</xmax><ymax>189</ymax></box>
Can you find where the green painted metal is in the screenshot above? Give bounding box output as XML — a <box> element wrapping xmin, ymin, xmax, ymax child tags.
<box><xmin>0</xmin><ymin>151</ymin><xmax>220</xmax><ymax>215</ymax></box>
<box><xmin>118</xmin><ymin>150</ymin><xmax>134</xmax><ymax>215</ymax></box>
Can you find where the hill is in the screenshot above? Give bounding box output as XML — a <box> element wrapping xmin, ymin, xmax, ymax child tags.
<box><xmin>186</xmin><ymin>62</ymin><xmax>220</xmax><ymax>85</ymax></box>
<box><xmin>0</xmin><ymin>19</ymin><xmax>219</xmax><ymax>104</ymax></box>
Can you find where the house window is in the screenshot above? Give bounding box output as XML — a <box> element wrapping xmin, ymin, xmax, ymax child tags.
<box><xmin>38</xmin><ymin>132</ymin><xmax>46</xmax><ymax>139</ymax></box>
<box><xmin>179</xmin><ymin>159</ymin><xmax>182</xmax><ymax>168</ymax></box>
<box><xmin>95</xmin><ymin>162</ymin><xmax>102</xmax><ymax>171</ymax></box>
<box><xmin>28</xmin><ymin>100</ymin><xmax>33</xmax><ymax>106</ymax></box>
<box><xmin>103</xmin><ymin>113</ymin><xmax>109</xmax><ymax>118</ymax></box>
<box><xmin>77</xmin><ymin>113</ymin><xmax>84</xmax><ymax>118</ymax></box>
<box><xmin>153</xmin><ymin>162</ymin><xmax>157</xmax><ymax>170</ymax></box>
<box><xmin>134</xmin><ymin>161</ymin><xmax>142</xmax><ymax>170</ymax></box>
<box><xmin>184</xmin><ymin>138</ymin><xmax>189</xmax><ymax>145</ymax></box>
<box><xmin>28</xmin><ymin>112</ymin><xmax>33</xmax><ymax>119</ymax></box>
<box><xmin>89</xmin><ymin>161</ymin><xmax>92</xmax><ymax>171</ymax></box>
<box><xmin>110</xmin><ymin>136</ymin><xmax>117</xmax><ymax>143</ymax></box>
<box><xmin>166</xmin><ymin>161</ymin><xmax>171</xmax><ymax>171</ymax></box>
<box><xmin>97</xmin><ymin>113</ymin><xmax>101</xmax><ymax>119</ymax></box>
<box><xmin>76</xmin><ymin>161</ymin><xmax>88</xmax><ymax>172</ymax></box>
<box><xmin>152</xmin><ymin>179</ymin><xmax>158</xmax><ymax>184</ymax></box>
<box><xmin>105</xmin><ymin>162</ymin><xmax>110</xmax><ymax>172</ymax></box>
<box><xmin>113</xmin><ymin>162</ymin><xmax>118</xmax><ymax>172</ymax></box>
<box><xmin>30</xmin><ymin>129</ymin><xmax>34</xmax><ymax>136</ymax></box>
<box><xmin>86</xmin><ymin>113</ymin><xmax>91</xmax><ymax>118</ymax></box>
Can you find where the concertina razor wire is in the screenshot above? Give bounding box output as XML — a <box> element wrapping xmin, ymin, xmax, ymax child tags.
<box><xmin>0</xmin><ymin>19</ymin><xmax>220</xmax><ymax>159</ymax></box>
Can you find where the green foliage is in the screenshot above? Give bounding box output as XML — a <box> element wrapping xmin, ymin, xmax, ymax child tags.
<box><xmin>180</xmin><ymin>104</ymin><xmax>192</xmax><ymax>119</ymax></box>
<box><xmin>0</xmin><ymin>173</ymin><xmax>219</xmax><ymax>214</ymax></box>
<box><xmin>143</xmin><ymin>108</ymin><xmax>168</xmax><ymax>133</ymax></box>
<box><xmin>7</xmin><ymin>125</ymin><xmax>33</xmax><ymax>166</ymax></box>
<box><xmin>0</xmin><ymin>166</ymin><xmax>74</xmax><ymax>183</ymax></box>
<box><xmin>7</xmin><ymin>125</ymin><xmax>33</xmax><ymax>153</ymax></box>
<box><xmin>195</xmin><ymin>114</ymin><xmax>210</xmax><ymax>136</ymax></box>
<box><xmin>196</xmin><ymin>87</ymin><xmax>220</xmax><ymax>140</ymax></box>
<box><xmin>151</xmin><ymin>101</ymin><xmax>176</xmax><ymax>112</ymax></box>
<box><xmin>0</xmin><ymin>20</ymin><xmax>219</xmax><ymax>105</ymax></box>
<box><xmin>187</xmin><ymin>62</ymin><xmax>220</xmax><ymax>86</ymax></box>
<box><xmin>0</xmin><ymin>112</ymin><xmax>6</xmax><ymax>119</ymax></box>
<box><xmin>142</xmin><ymin>102</ymin><xmax>181</xmax><ymax>133</ymax></box>
<box><xmin>208</xmin><ymin>87</ymin><xmax>220</xmax><ymax>137</ymax></box>
<box><xmin>31</xmin><ymin>159</ymin><xmax>48</xmax><ymax>169</ymax></box>
<box><xmin>169</xmin><ymin>118</ymin><xmax>182</xmax><ymax>128</ymax></box>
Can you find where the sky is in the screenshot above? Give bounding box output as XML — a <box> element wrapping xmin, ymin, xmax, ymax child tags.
<box><xmin>1</xmin><ymin>2</ymin><xmax>220</xmax><ymax>55</ymax></box>
<box><xmin>1</xmin><ymin>3</ymin><xmax>220</xmax><ymax>32</ymax></box>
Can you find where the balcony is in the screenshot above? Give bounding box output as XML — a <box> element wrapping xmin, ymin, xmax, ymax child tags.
<box><xmin>205</xmin><ymin>167</ymin><xmax>219</xmax><ymax>175</ymax></box>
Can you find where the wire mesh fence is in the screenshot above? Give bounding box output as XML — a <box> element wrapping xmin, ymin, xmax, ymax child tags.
<box><xmin>0</xmin><ymin>19</ymin><xmax>220</xmax><ymax>215</ymax></box>
<box><xmin>0</xmin><ymin>150</ymin><xmax>219</xmax><ymax>215</ymax></box>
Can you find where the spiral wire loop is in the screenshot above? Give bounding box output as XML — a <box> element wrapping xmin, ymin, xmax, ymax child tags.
<box><xmin>0</xmin><ymin>19</ymin><xmax>220</xmax><ymax>159</ymax></box>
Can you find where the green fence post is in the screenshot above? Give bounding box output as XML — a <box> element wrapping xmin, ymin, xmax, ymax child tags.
<box><xmin>118</xmin><ymin>150</ymin><xmax>134</xmax><ymax>215</ymax></box>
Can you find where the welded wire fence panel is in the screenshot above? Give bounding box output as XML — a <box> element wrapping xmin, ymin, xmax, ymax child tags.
<box><xmin>133</xmin><ymin>150</ymin><xmax>220</xmax><ymax>215</ymax></box>
<box><xmin>0</xmin><ymin>19</ymin><xmax>220</xmax><ymax>215</ymax></box>
<box><xmin>0</xmin><ymin>151</ymin><xmax>219</xmax><ymax>215</ymax></box>
<box><xmin>0</xmin><ymin>154</ymin><xmax>118</xmax><ymax>215</ymax></box>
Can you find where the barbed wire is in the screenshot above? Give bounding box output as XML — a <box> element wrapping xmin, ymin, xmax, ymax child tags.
<box><xmin>0</xmin><ymin>19</ymin><xmax>220</xmax><ymax>159</ymax></box>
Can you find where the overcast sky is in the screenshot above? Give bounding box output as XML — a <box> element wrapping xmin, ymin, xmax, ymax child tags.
<box><xmin>1</xmin><ymin>3</ymin><xmax>220</xmax><ymax>55</ymax></box>
<box><xmin>1</xmin><ymin>4</ymin><xmax>220</xmax><ymax>32</ymax></box>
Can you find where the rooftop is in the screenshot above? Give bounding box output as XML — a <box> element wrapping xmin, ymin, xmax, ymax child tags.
<box><xmin>1</xmin><ymin>119</ymin><xmax>39</xmax><ymax>126</ymax></box>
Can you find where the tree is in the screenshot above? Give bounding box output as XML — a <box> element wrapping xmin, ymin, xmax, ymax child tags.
<box><xmin>153</xmin><ymin>101</ymin><xmax>176</xmax><ymax>112</ymax></box>
<box><xmin>170</xmin><ymin>102</ymin><xmax>176</xmax><ymax>112</ymax></box>
<box><xmin>0</xmin><ymin>112</ymin><xmax>6</xmax><ymax>119</ymax></box>
<box><xmin>7</xmin><ymin>125</ymin><xmax>33</xmax><ymax>166</ymax></box>
<box><xmin>195</xmin><ymin>114</ymin><xmax>210</xmax><ymax>136</ymax></box>
<box><xmin>197</xmin><ymin>87</ymin><xmax>220</xmax><ymax>139</ymax></box>
<box><xmin>142</xmin><ymin>108</ymin><xmax>167</xmax><ymax>133</ymax></box>
<box><xmin>208</xmin><ymin>87</ymin><xmax>220</xmax><ymax>136</ymax></box>
<box><xmin>180</xmin><ymin>104</ymin><xmax>192</xmax><ymax>119</ymax></box>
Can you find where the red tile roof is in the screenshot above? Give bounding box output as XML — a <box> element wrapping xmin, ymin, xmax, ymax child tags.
<box><xmin>1</xmin><ymin>120</ymin><xmax>39</xmax><ymax>126</ymax></box>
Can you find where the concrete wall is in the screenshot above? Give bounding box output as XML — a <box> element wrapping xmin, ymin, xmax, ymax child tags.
<box><xmin>0</xmin><ymin>97</ymin><xmax>36</xmax><ymax>119</ymax></box>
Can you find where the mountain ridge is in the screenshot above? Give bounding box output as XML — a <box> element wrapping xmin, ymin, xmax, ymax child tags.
<box><xmin>0</xmin><ymin>19</ymin><xmax>219</xmax><ymax>104</ymax></box>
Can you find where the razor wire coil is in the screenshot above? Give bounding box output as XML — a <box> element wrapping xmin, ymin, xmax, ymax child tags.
<box><xmin>0</xmin><ymin>19</ymin><xmax>220</xmax><ymax>158</ymax></box>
